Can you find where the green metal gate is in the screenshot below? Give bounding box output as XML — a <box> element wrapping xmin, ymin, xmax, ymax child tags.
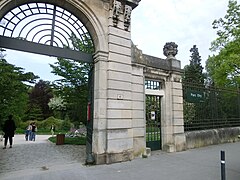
<box><xmin>86</xmin><ymin>67</ymin><xmax>94</xmax><ymax>164</ymax></box>
<box><xmin>146</xmin><ymin>95</ymin><xmax>162</xmax><ymax>150</ymax></box>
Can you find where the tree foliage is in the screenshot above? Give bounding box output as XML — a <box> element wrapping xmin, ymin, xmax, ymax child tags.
<box><xmin>0</xmin><ymin>55</ymin><xmax>38</xmax><ymax>127</ymax></box>
<box><xmin>26</xmin><ymin>80</ymin><xmax>53</xmax><ymax>120</ymax></box>
<box><xmin>206</xmin><ymin>0</ymin><xmax>240</xmax><ymax>87</ymax></box>
<box><xmin>48</xmin><ymin>96</ymin><xmax>67</xmax><ymax>119</ymax></box>
<box><xmin>182</xmin><ymin>45</ymin><xmax>204</xmax><ymax>84</ymax></box>
<box><xmin>50</xmin><ymin>33</ymin><xmax>94</xmax><ymax>124</ymax></box>
<box><xmin>50</xmin><ymin>58</ymin><xmax>90</xmax><ymax>123</ymax></box>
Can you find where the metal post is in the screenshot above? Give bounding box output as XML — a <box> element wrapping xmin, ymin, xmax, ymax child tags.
<box><xmin>220</xmin><ymin>150</ymin><xmax>226</xmax><ymax>180</ymax></box>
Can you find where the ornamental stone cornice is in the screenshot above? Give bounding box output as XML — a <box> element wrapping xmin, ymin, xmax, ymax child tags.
<box><xmin>105</xmin><ymin>0</ymin><xmax>141</xmax><ymax>9</ymax></box>
<box><xmin>126</xmin><ymin>0</ymin><xmax>141</xmax><ymax>9</ymax></box>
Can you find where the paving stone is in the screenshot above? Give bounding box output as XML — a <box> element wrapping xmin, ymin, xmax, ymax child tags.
<box><xmin>0</xmin><ymin>135</ymin><xmax>86</xmax><ymax>174</ymax></box>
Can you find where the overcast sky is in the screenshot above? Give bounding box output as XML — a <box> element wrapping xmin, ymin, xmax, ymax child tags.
<box><xmin>131</xmin><ymin>0</ymin><xmax>229</xmax><ymax>67</ymax></box>
<box><xmin>5</xmin><ymin>0</ymin><xmax>230</xmax><ymax>81</ymax></box>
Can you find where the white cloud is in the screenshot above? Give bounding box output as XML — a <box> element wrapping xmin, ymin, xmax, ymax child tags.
<box><xmin>131</xmin><ymin>0</ymin><xmax>229</xmax><ymax>68</ymax></box>
<box><xmin>3</xmin><ymin>0</ymin><xmax>230</xmax><ymax>82</ymax></box>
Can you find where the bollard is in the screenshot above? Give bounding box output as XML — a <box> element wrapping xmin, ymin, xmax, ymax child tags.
<box><xmin>220</xmin><ymin>150</ymin><xmax>226</xmax><ymax>180</ymax></box>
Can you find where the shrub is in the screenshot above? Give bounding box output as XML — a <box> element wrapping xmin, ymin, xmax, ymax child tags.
<box><xmin>40</xmin><ymin>116</ymin><xmax>62</xmax><ymax>130</ymax></box>
<box><xmin>61</xmin><ymin>120</ymin><xmax>72</xmax><ymax>131</ymax></box>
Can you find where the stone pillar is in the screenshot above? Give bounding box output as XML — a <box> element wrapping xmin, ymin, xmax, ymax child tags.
<box><xmin>91</xmin><ymin>0</ymin><xmax>142</xmax><ymax>164</ymax></box>
<box><xmin>162</xmin><ymin>42</ymin><xmax>186</xmax><ymax>152</ymax></box>
<box><xmin>92</xmin><ymin>51</ymin><xmax>109</xmax><ymax>164</ymax></box>
<box><xmin>105</xmin><ymin>5</ymin><xmax>132</xmax><ymax>164</ymax></box>
<box><xmin>132</xmin><ymin>64</ymin><xmax>145</xmax><ymax>157</ymax></box>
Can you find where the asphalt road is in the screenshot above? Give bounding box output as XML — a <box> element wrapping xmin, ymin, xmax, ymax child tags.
<box><xmin>0</xmin><ymin>135</ymin><xmax>240</xmax><ymax>180</ymax></box>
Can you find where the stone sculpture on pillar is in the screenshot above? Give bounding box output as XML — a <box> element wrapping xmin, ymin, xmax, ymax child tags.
<box><xmin>124</xmin><ymin>5</ymin><xmax>132</xmax><ymax>30</ymax></box>
<box><xmin>163</xmin><ymin>42</ymin><xmax>178</xmax><ymax>59</ymax></box>
<box><xmin>112</xmin><ymin>0</ymin><xmax>122</xmax><ymax>27</ymax></box>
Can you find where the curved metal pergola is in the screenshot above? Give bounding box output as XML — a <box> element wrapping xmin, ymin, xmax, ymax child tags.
<box><xmin>0</xmin><ymin>2</ymin><xmax>94</xmax><ymax>62</ymax></box>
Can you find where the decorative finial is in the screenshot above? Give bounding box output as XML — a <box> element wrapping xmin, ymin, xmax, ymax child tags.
<box><xmin>163</xmin><ymin>42</ymin><xmax>178</xmax><ymax>59</ymax></box>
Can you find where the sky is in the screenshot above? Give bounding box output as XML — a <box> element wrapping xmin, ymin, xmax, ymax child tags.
<box><xmin>4</xmin><ymin>0</ymin><xmax>230</xmax><ymax>82</ymax></box>
<box><xmin>131</xmin><ymin>0</ymin><xmax>229</xmax><ymax>66</ymax></box>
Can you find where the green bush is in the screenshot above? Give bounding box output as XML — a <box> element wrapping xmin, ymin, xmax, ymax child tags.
<box><xmin>18</xmin><ymin>121</ymin><xmax>29</xmax><ymax>130</ymax></box>
<box><xmin>48</xmin><ymin>136</ymin><xmax>86</xmax><ymax>145</ymax></box>
<box><xmin>40</xmin><ymin>116</ymin><xmax>63</xmax><ymax>130</ymax></box>
<box><xmin>61</xmin><ymin>120</ymin><xmax>72</xmax><ymax>131</ymax></box>
<box><xmin>17</xmin><ymin>116</ymin><xmax>74</xmax><ymax>134</ymax></box>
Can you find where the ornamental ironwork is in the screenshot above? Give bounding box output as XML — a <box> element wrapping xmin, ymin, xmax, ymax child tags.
<box><xmin>0</xmin><ymin>3</ymin><xmax>94</xmax><ymax>52</ymax></box>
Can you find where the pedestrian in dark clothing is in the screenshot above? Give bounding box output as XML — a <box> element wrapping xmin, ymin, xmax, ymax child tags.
<box><xmin>30</xmin><ymin>122</ymin><xmax>37</xmax><ymax>141</ymax></box>
<box><xmin>2</xmin><ymin>115</ymin><xmax>16</xmax><ymax>149</ymax></box>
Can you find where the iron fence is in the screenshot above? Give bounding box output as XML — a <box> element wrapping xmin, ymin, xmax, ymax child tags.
<box><xmin>183</xmin><ymin>81</ymin><xmax>240</xmax><ymax>131</ymax></box>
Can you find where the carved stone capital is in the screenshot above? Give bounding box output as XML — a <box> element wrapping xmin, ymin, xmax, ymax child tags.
<box><xmin>163</xmin><ymin>42</ymin><xmax>178</xmax><ymax>59</ymax></box>
<box><xmin>112</xmin><ymin>0</ymin><xmax>122</xmax><ymax>27</ymax></box>
<box><xmin>124</xmin><ymin>5</ymin><xmax>132</xmax><ymax>31</ymax></box>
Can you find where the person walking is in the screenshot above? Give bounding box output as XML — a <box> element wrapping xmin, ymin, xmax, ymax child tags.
<box><xmin>25</xmin><ymin>123</ymin><xmax>32</xmax><ymax>141</ymax></box>
<box><xmin>30</xmin><ymin>122</ymin><xmax>37</xmax><ymax>141</ymax></box>
<box><xmin>2</xmin><ymin>115</ymin><xmax>16</xmax><ymax>149</ymax></box>
<box><xmin>50</xmin><ymin>125</ymin><xmax>55</xmax><ymax>137</ymax></box>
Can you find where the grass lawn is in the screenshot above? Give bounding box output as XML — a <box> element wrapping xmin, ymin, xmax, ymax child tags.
<box><xmin>48</xmin><ymin>136</ymin><xmax>86</xmax><ymax>145</ymax></box>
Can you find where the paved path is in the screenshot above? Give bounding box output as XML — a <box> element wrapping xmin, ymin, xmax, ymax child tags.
<box><xmin>0</xmin><ymin>135</ymin><xmax>86</xmax><ymax>174</ymax></box>
<box><xmin>0</xmin><ymin>135</ymin><xmax>240</xmax><ymax>180</ymax></box>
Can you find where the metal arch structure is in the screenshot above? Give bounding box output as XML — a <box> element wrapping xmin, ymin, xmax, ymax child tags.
<box><xmin>0</xmin><ymin>2</ymin><xmax>94</xmax><ymax>62</ymax></box>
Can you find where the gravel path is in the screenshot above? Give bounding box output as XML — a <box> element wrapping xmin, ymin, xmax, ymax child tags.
<box><xmin>0</xmin><ymin>135</ymin><xmax>86</xmax><ymax>174</ymax></box>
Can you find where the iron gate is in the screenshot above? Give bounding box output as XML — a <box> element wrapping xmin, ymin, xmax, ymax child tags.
<box><xmin>86</xmin><ymin>66</ymin><xmax>94</xmax><ymax>164</ymax></box>
<box><xmin>146</xmin><ymin>95</ymin><xmax>162</xmax><ymax>150</ymax></box>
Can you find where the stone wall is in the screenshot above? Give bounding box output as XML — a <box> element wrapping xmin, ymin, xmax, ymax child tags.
<box><xmin>186</xmin><ymin>127</ymin><xmax>240</xmax><ymax>149</ymax></box>
<box><xmin>132</xmin><ymin>44</ymin><xmax>186</xmax><ymax>153</ymax></box>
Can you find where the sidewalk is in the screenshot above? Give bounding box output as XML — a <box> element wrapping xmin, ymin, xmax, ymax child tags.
<box><xmin>0</xmin><ymin>135</ymin><xmax>240</xmax><ymax>180</ymax></box>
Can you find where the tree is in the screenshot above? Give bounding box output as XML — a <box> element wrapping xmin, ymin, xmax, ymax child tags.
<box><xmin>50</xmin><ymin>33</ymin><xmax>94</xmax><ymax>124</ymax></box>
<box><xmin>50</xmin><ymin>58</ymin><xmax>90</xmax><ymax>123</ymax></box>
<box><xmin>0</xmin><ymin>56</ymin><xmax>38</xmax><ymax>127</ymax></box>
<box><xmin>48</xmin><ymin>96</ymin><xmax>67</xmax><ymax>119</ymax></box>
<box><xmin>182</xmin><ymin>45</ymin><xmax>204</xmax><ymax>84</ymax></box>
<box><xmin>182</xmin><ymin>45</ymin><xmax>205</xmax><ymax>129</ymax></box>
<box><xmin>206</xmin><ymin>0</ymin><xmax>240</xmax><ymax>87</ymax></box>
<box><xmin>26</xmin><ymin>80</ymin><xmax>54</xmax><ymax>120</ymax></box>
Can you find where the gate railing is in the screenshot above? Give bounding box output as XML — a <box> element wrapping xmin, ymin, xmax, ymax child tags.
<box><xmin>146</xmin><ymin>95</ymin><xmax>161</xmax><ymax>150</ymax></box>
<box><xmin>183</xmin><ymin>81</ymin><xmax>240</xmax><ymax>131</ymax></box>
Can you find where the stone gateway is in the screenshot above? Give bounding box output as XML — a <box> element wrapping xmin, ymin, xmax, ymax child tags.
<box><xmin>0</xmin><ymin>0</ymin><xmax>186</xmax><ymax>164</ymax></box>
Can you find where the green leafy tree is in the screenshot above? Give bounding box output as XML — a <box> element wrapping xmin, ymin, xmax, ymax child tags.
<box><xmin>48</xmin><ymin>96</ymin><xmax>67</xmax><ymax>119</ymax></box>
<box><xmin>183</xmin><ymin>45</ymin><xmax>204</xmax><ymax>84</ymax></box>
<box><xmin>0</xmin><ymin>53</ymin><xmax>38</xmax><ymax>127</ymax></box>
<box><xmin>206</xmin><ymin>0</ymin><xmax>240</xmax><ymax>87</ymax></box>
<box><xmin>26</xmin><ymin>80</ymin><xmax>53</xmax><ymax>120</ymax></box>
<box><xmin>50</xmin><ymin>33</ymin><xmax>94</xmax><ymax>124</ymax></box>
<box><xmin>50</xmin><ymin>58</ymin><xmax>90</xmax><ymax>124</ymax></box>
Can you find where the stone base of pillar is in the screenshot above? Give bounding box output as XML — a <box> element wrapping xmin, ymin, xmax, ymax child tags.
<box><xmin>94</xmin><ymin>149</ymin><xmax>134</xmax><ymax>165</ymax></box>
<box><xmin>174</xmin><ymin>133</ymin><xmax>186</xmax><ymax>152</ymax></box>
<box><xmin>162</xmin><ymin>134</ymin><xmax>186</xmax><ymax>153</ymax></box>
<box><xmin>162</xmin><ymin>144</ymin><xmax>175</xmax><ymax>152</ymax></box>
<box><xmin>94</xmin><ymin>153</ymin><xmax>106</xmax><ymax>165</ymax></box>
<box><xmin>106</xmin><ymin>149</ymin><xmax>134</xmax><ymax>164</ymax></box>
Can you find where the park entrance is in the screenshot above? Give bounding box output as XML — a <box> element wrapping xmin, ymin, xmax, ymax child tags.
<box><xmin>0</xmin><ymin>1</ymin><xmax>95</xmax><ymax>162</ymax></box>
<box><xmin>1</xmin><ymin>0</ymin><xmax>188</xmax><ymax>165</ymax></box>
